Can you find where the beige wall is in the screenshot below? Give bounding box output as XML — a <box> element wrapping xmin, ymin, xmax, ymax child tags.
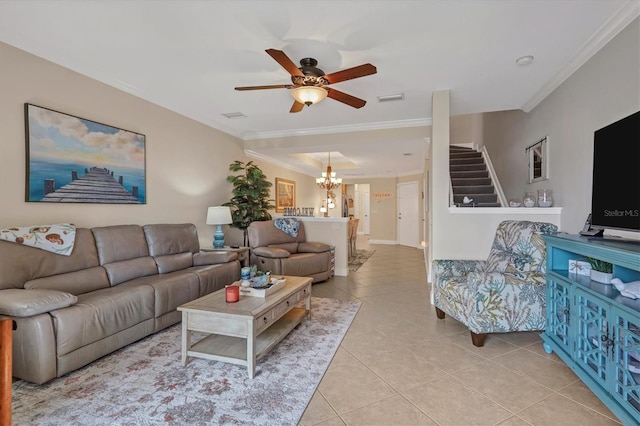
<box><xmin>483</xmin><ymin>17</ymin><xmax>640</xmax><ymax>237</ymax></box>
<box><xmin>0</xmin><ymin>42</ymin><xmax>315</xmax><ymax>247</ymax></box>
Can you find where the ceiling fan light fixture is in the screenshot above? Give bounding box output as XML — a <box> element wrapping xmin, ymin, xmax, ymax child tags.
<box><xmin>291</xmin><ymin>86</ymin><xmax>328</xmax><ymax>106</ymax></box>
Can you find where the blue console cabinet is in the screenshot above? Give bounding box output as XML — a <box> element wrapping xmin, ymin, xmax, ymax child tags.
<box><xmin>542</xmin><ymin>234</ymin><xmax>640</xmax><ymax>425</ymax></box>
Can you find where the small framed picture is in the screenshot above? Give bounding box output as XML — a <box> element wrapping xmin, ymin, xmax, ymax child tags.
<box><xmin>275</xmin><ymin>178</ymin><xmax>295</xmax><ymax>213</ymax></box>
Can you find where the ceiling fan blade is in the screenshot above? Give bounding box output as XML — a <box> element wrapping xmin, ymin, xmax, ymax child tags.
<box><xmin>324</xmin><ymin>63</ymin><xmax>377</xmax><ymax>84</ymax></box>
<box><xmin>235</xmin><ymin>84</ymin><xmax>293</xmax><ymax>91</ymax></box>
<box><xmin>290</xmin><ymin>101</ymin><xmax>304</xmax><ymax>113</ymax></box>
<box><xmin>326</xmin><ymin>88</ymin><xmax>367</xmax><ymax>109</ymax></box>
<box><xmin>266</xmin><ymin>49</ymin><xmax>304</xmax><ymax>77</ymax></box>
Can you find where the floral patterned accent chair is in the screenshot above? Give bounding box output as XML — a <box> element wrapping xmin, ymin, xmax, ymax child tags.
<box><xmin>432</xmin><ymin>220</ymin><xmax>558</xmax><ymax>347</ymax></box>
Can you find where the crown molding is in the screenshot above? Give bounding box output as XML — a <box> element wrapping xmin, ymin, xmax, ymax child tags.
<box><xmin>241</xmin><ymin>118</ymin><xmax>432</xmax><ymax>141</ymax></box>
<box><xmin>243</xmin><ymin>150</ymin><xmax>313</xmax><ymax>176</ymax></box>
<box><xmin>245</xmin><ymin>150</ymin><xmax>425</xmax><ymax>180</ymax></box>
<box><xmin>522</xmin><ymin>0</ymin><xmax>640</xmax><ymax>112</ymax></box>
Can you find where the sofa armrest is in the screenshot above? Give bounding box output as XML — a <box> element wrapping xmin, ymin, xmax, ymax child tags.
<box><xmin>193</xmin><ymin>251</ymin><xmax>238</xmax><ymax>266</ymax></box>
<box><xmin>252</xmin><ymin>246</ymin><xmax>290</xmax><ymax>258</ymax></box>
<box><xmin>298</xmin><ymin>242</ymin><xmax>331</xmax><ymax>253</ymax></box>
<box><xmin>0</xmin><ymin>289</ymin><xmax>77</xmax><ymax>317</ymax></box>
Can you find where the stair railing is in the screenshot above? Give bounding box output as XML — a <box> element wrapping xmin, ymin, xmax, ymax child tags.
<box><xmin>481</xmin><ymin>147</ymin><xmax>507</xmax><ymax>207</ymax></box>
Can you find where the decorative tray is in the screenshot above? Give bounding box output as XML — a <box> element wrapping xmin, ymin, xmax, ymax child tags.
<box><xmin>234</xmin><ymin>277</ymin><xmax>286</xmax><ymax>297</ymax></box>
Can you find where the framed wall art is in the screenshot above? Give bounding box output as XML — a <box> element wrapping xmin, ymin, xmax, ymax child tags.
<box><xmin>275</xmin><ymin>178</ymin><xmax>295</xmax><ymax>212</ymax></box>
<box><xmin>25</xmin><ymin>103</ymin><xmax>146</xmax><ymax>204</ymax></box>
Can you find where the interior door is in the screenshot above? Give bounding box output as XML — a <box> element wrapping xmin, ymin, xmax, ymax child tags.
<box><xmin>397</xmin><ymin>182</ymin><xmax>419</xmax><ymax>247</ymax></box>
<box><xmin>363</xmin><ymin>191</ymin><xmax>370</xmax><ymax>234</ymax></box>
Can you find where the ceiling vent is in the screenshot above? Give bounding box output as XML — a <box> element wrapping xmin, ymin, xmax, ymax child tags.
<box><xmin>377</xmin><ymin>93</ymin><xmax>404</xmax><ymax>102</ymax></box>
<box><xmin>222</xmin><ymin>112</ymin><xmax>247</xmax><ymax>119</ymax></box>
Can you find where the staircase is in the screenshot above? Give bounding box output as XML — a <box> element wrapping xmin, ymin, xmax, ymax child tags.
<box><xmin>450</xmin><ymin>146</ymin><xmax>501</xmax><ymax>207</ymax></box>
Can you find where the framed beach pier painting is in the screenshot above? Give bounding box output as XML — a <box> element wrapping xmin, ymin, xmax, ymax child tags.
<box><xmin>25</xmin><ymin>104</ymin><xmax>146</xmax><ymax>204</ymax></box>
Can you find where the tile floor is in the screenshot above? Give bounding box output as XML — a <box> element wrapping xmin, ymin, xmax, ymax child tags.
<box><xmin>299</xmin><ymin>237</ymin><xmax>622</xmax><ymax>425</ymax></box>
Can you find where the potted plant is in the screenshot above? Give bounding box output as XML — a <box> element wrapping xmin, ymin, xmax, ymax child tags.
<box><xmin>222</xmin><ymin>160</ymin><xmax>275</xmax><ymax>247</ymax></box>
<box><xmin>586</xmin><ymin>257</ymin><xmax>614</xmax><ymax>284</ymax></box>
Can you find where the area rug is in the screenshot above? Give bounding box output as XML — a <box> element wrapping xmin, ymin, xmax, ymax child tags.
<box><xmin>348</xmin><ymin>249</ymin><xmax>376</xmax><ymax>271</ymax></box>
<box><xmin>12</xmin><ymin>297</ymin><xmax>361</xmax><ymax>426</ymax></box>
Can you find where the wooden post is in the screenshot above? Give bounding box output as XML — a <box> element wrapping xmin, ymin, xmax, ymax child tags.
<box><xmin>118</xmin><ymin>176</ymin><xmax>123</xmax><ymax>185</ymax></box>
<box><xmin>71</xmin><ymin>170</ymin><xmax>78</xmax><ymax>180</ymax></box>
<box><xmin>44</xmin><ymin>179</ymin><xmax>55</xmax><ymax>195</ymax></box>
<box><xmin>132</xmin><ymin>186</ymin><xmax>138</xmax><ymax>198</ymax></box>
<box><xmin>0</xmin><ymin>317</ymin><xmax>14</xmax><ymax>426</ymax></box>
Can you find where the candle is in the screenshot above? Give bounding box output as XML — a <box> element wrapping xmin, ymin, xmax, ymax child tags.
<box><xmin>225</xmin><ymin>285</ymin><xmax>239</xmax><ymax>303</ymax></box>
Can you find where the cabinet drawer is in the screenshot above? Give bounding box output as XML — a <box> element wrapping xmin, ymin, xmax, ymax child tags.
<box><xmin>255</xmin><ymin>309</ymin><xmax>275</xmax><ymax>333</ymax></box>
<box><xmin>274</xmin><ymin>294</ymin><xmax>299</xmax><ymax>318</ymax></box>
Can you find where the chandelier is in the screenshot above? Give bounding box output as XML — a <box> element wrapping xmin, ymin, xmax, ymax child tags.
<box><xmin>316</xmin><ymin>152</ymin><xmax>342</xmax><ymax>190</ymax></box>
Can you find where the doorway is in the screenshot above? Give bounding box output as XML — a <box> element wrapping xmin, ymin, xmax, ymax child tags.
<box><xmin>352</xmin><ymin>183</ymin><xmax>370</xmax><ymax>235</ymax></box>
<box><xmin>397</xmin><ymin>181</ymin><xmax>420</xmax><ymax>247</ymax></box>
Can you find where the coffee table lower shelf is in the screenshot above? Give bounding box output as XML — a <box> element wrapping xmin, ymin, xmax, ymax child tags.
<box><xmin>187</xmin><ymin>307</ymin><xmax>307</xmax><ymax>370</ymax></box>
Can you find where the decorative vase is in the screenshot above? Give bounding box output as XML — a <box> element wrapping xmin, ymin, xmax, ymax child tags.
<box><xmin>523</xmin><ymin>192</ymin><xmax>536</xmax><ymax>208</ymax></box>
<box><xmin>537</xmin><ymin>189</ymin><xmax>553</xmax><ymax>207</ymax></box>
<box><xmin>591</xmin><ymin>270</ymin><xmax>614</xmax><ymax>284</ymax></box>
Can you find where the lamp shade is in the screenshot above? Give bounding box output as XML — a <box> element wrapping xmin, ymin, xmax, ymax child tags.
<box><xmin>291</xmin><ymin>86</ymin><xmax>328</xmax><ymax>106</ymax></box>
<box><xmin>206</xmin><ymin>206</ymin><xmax>232</xmax><ymax>225</ymax></box>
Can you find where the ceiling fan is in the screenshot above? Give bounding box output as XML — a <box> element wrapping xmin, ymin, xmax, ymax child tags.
<box><xmin>235</xmin><ymin>49</ymin><xmax>377</xmax><ymax>113</ymax></box>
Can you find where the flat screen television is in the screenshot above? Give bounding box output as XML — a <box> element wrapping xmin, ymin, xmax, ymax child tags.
<box><xmin>590</xmin><ymin>110</ymin><xmax>640</xmax><ymax>233</ymax></box>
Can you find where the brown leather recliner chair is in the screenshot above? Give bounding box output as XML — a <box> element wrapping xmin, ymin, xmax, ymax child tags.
<box><xmin>247</xmin><ymin>220</ymin><xmax>332</xmax><ymax>283</ymax></box>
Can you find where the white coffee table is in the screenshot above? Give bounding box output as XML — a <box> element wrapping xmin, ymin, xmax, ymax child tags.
<box><xmin>177</xmin><ymin>275</ymin><xmax>312</xmax><ymax>378</ymax></box>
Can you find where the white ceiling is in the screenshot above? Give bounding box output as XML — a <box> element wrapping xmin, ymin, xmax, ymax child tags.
<box><xmin>1</xmin><ymin>0</ymin><xmax>637</xmax><ymax>178</ymax></box>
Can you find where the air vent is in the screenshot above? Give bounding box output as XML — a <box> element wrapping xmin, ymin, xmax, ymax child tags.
<box><xmin>377</xmin><ymin>93</ymin><xmax>404</xmax><ymax>102</ymax></box>
<box><xmin>222</xmin><ymin>112</ymin><xmax>247</xmax><ymax>119</ymax></box>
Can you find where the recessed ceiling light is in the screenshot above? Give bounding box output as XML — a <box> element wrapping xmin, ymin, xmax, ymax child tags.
<box><xmin>377</xmin><ymin>93</ymin><xmax>404</xmax><ymax>102</ymax></box>
<box><xmin>222</xmin><ymin>112</ymin><xmax>247</xmax><ymax>119</ymax></box>
<box><xmin>516</xmin><ymin>55</ymin><xmax>534</xmax><ymax>66</ymax></box>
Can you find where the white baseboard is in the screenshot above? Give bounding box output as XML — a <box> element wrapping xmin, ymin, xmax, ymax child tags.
<box><xmin>368</xmin><ymin>240</ymin><xmax>423</xmax><ymax>249</ymax></box>
<box><xmin>334</xmin><ymin>267</ymin><xmax>348</xmax><ymax>276</ymax></box>
<box><xmin>368</xmin><ymin>239</ymin><xmax>396</xmax><ymax>245</ymax></box>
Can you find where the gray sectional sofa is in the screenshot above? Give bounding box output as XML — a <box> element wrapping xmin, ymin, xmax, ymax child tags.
<box><xmin>0</xmin><ymin>223</ymin><xmax>240</xmax><ymax>384</ymax></box>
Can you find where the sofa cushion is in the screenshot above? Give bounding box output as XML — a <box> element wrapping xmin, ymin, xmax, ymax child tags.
<box><xmin>298</xmin><ymin>241</ymin><xmax>331</xmax><ymax>253</ymax></box>
<box><xmin>143</xmin><ymin>223</ymin><xmax>200</xmax><ymax>256</ymax></box>
<box><xmin>193</xmin><ymin>251</ymin><xmax>238</xmax><ymax>266</ymax></box>
<box><xmin>24</xmin><ymin>266</ymin><xmax>110</xmax><ymax>295</ymax></box>
<box><xmin>248</xmin><ymin>220</ymin><xmax>307</xmax><ymax>248</ymax></box>
<box><xmin>92</xmin><ymin>225</ymin><xmax>149</xmax><ymax>265</ymax></box>
<box><xmin>50</xmin><ymin>284</ymin><xmax>154</xmax><ymax>356</ymax></box>
<box><xmin>118</xmin><ymin>272</ymin><xmax>200</xmax><ymax>317</ymax></box>
<box><xmin>0</xmin><ymin>228</ymin><xmax>99</xmax><ymax>290</ymax></box>
<box><xmin>281</xmin><ymin>252</ymin><xmax>331</xmax><ymax>276</ymax></box>
<box><xmin>103</xmin><ymin>257</ymin><xmax>158</xmax><ymax>286</ymax></box>
<box><xmin>154</xmin><ymin>252</ymin><xmax>193</xmax><ymax>274</ymax></box>
<box><xmin>268</xmin><ymin>242</ymin><xmax>299</xmax><ymax>254</ymax></box>
<box><xmin>0</xmin><ymin>289</ymin><xmax>77</xmax><ymax>317</ymax></box>
<box><xmin>190</xmin><ymin>262</ymin><xmax>241</xmax><ymax>296</ymax></box>
<box><xmin>253</xmin><ymin>246</ymin><xmax>290</xmax><ymax>258</ymax></box>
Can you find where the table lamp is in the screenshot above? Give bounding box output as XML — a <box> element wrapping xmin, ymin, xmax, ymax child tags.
<box><xmin>206</xmin><ymin>206</ymin><xmax>232</xmax><ymax>248</ymax></box>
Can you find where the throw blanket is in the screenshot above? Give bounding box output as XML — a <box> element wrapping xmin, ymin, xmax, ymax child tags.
<box><xmin>274</xmin><ymin>217</ymin><xmax>300</xmax><ymax>238</ymax></box>
<box><xmin>612</xmin><ymin>278</ymin><xmax>640</xmax><ymax>299</ymax></box>
<box><xmin>0</xmin><ymin>223</ymin><xmax>76</xmax><ymax>256</ymax></box>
